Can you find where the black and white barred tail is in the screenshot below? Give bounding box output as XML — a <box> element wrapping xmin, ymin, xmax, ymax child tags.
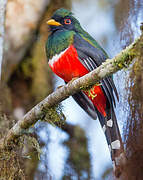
<box><xmin>97</xmin><ymin>107</ymin><xmax>126</xmax><ymax>177</ymax></box>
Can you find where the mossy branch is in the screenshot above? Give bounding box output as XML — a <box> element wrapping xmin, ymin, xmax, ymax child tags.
<box><xmin>0</xmin><ymin>34</ymin><xmax>142</xmax><ymax>149</ymax></box>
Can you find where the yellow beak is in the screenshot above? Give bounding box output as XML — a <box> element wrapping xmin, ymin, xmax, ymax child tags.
<box><xmin>47</xmin><ymin>19</ymin><xmax>61</xmax><ymax>26</ymax></box>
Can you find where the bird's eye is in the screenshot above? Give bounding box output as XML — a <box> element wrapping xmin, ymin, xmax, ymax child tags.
<box><xmin>64</xmin><ymin>19</ymin><xmax>71</xmax><ymax>25</ymax></box>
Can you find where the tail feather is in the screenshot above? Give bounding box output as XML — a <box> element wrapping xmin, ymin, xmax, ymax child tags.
<box><xmin>96</xmin><ymin>110</ymin><xmax>111</xmax><ymax>146</ymax></box>
<box><xmin>97</xmin><ymin>108</ymin><xmax>126</xmax><ymax>177</ymax></box>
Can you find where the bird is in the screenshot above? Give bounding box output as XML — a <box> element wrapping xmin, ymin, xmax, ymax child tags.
<box><xmin>46</xmin><ymin>8</ymin><xmax>125</xmax><ymax>177</ymax></box>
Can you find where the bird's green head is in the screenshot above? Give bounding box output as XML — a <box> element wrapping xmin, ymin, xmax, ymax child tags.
<box><xmin>46</xmin><ymin>8</ymin><xmax>108</xmax><ymax>59</ymax></box>
<box><xmin>47</xmin><ymin>8</ymin><xmax>82</xmax><ymax>32</ymax></box>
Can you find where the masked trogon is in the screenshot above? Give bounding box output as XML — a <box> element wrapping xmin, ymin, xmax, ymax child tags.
<box><xmin>45</xmin><ymin>8</ymin><xmax>125</xmax><ymax>177</ymax></box>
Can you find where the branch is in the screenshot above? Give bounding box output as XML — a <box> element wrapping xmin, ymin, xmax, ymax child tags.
<box><xmin>0</xmin><ymin>34</ymin><xmax>142</xmax><ymax>149</ymax></box>
<box><xmin>0</xmin><ymin>0</ymin><xmax>7</xmax><ymax>78</ymax></box>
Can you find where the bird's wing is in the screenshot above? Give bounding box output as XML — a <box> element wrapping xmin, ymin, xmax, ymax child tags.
<box><xmin>73</xmin><ymin>33</ymin><xmax>119</xmax><ymax>108</ymax></box>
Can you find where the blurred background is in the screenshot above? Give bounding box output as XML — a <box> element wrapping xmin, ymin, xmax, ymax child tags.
<box><xmin>0</xmin><ymin>0</ymin><xmax>143</xmax><ymax>179</ymax></box>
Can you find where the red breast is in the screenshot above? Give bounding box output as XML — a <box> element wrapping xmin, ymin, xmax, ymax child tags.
<box><xmin>48</xmin><ymin>45</ymin><xmax>106</xmax><ymax>116</ymax></box>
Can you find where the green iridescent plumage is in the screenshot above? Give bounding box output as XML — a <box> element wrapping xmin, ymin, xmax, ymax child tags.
<box><xmin>46</xmin><ymin>8</ymin><xmax>108</xmax><ymax>59</ymax></box>
<box><xmin>52</xmin><ymin>8</ymin><xmax>73</xmax><ymax>18</ymax></box>
<box><xmin>46</xmin><ymin>30</ymin><xmax>75</xmax><ymax>59</ymax></box>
